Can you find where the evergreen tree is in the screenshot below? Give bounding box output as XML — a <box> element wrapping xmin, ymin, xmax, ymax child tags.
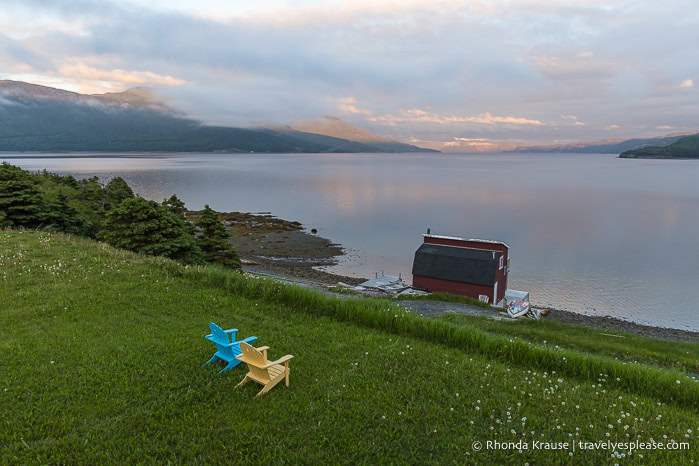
<box><xmin>75</xmin><ymin>176</ymin><xmax>108</xmax><ymax>212</ymax></box>
<box><xmin>104</xmin><ymin>176</ymin><xmax>134</xmax><ymax>208</ymax></box>
<box><xmin>40</xmin><ymin>170</ymin><xmax>80</xmax><ymax>189</ymax></box>
<box><xmin>0</xmin><ymin>163</ymin><xmax>45</xmax><ymax>228</ymax></box>
<box><xmin>42</xmin><ymin>193</ymin><xmax>83</xmax><ymax>233</ymax></box>
<box><xmin>162</xmin><ymin>194</ymin><xmax>186</xmax><ymax>217</ymax></box>
<box><xmin>100</xmin><ymin>197</ymin><xmax>203</xmax><ymax>265</ymax></box>
<box><xmin>161</xmin><ymin>194</ymin><xmax>197</xmax><ymax>239</ymax></box>
<box><xmin>74</xmin><ymin>176</ymin><xmax>110</xmax><ymax>237</ymax></box>
<box><xmin>196</xmin><ymin>205</ymin><xmax>241</xmax><ymax>269</ymax></box>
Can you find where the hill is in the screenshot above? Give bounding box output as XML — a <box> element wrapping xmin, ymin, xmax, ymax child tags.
<box><xmin>0</xmin><ymin>81</ymin><xmax>430</xmax><ymax>153</ymax></box>
<box><xmin>289</xmin><ymin>116</ymin><xmax>436</xmax><ymax>152</ymax></box>
<box><xmin>1</xmin><ymin>231</ymin><xmax>697</xmax><ymax>463</ymax></box>
<box><xmin>511</xmin><ymin>133</ymin><xmax>696</xmax><ymax>154</ymax></box>
<box><xmin>620</xmin><ymin>134</ymin><xmax>699</xmax><ymax>158</ymax></box>
<box><xmin>408</xmin><ymin>132</ymin><xmax>697</xmax><ymax>154</ymax></box>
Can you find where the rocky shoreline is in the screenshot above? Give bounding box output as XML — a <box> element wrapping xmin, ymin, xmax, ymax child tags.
<box><xmin>204</xmin><ymin>209</ymin><xmax>699</xmax><ymax>343</ymax></box>
<box><xmin>186</xmin><ymin>209</ymin><xmax>365</xmax><ymax>285</ymax></box>
<box><xmin>542</xmin><ymin>308</ymin><xmax>699</xmax><ymax>343</ymax></box>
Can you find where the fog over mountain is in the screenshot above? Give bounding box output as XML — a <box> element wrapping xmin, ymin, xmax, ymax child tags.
<box><xmin>0</xmin><ymin>80</ymin><xmax>434</xmax><ymax>153</ymax></box>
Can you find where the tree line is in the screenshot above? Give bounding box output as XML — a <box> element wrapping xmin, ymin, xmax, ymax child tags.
<box><xmin>0</xmin><ymin>162</ymin><xmax>240</xmax><ymax>269</ymax></box>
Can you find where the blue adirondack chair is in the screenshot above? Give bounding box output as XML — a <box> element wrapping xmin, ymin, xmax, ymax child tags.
<box><xmin>203</xmin><ymin>322</ymin><xmax>258</xmax><ymax>374</ymax></box>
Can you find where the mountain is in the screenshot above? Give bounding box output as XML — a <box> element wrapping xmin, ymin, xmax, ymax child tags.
<box><xmin>410</xmin><ymin>132</ymin><xmax>699</xmax><ymax>154</ymax></box>
<box><xmin>0</xmin><ymin>81</ymin><xmax>433</xmax><ymax>153</ymax></box>
<box><xmin>511</xmin><ymin>134</ymin><xmax>697</xmax><ymax>154</ymax></box>
<box><xmin>619</xmin><ymin>134</ymin><xmax>699</xmax><ymax>159</ymax></box>
<box><xmin>288</xmin><ymin>116</ymin><xmax>436</xmax><ymax>152</ymax></box>
<box><xmin>410</xmin><ymin>139</ymin><xmax>526</xmax><ymax>153</ymax></box>
<box><xmin>510</xmin><ymin>138</ymin><xmax>627</xmax><ymax>153</ymax></box>
<box><xmin>90</xmin><ymin>87</ymin><xmax>172</xmax><ymax>111</ymax></box>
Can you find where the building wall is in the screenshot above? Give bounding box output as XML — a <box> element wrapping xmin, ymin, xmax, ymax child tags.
<box><xmin>413</xmin><ymin>275</ymin><xmax>497</xmax><ymax>303</ymax></box>
<box><xmin>423</xmin><ymin>236</ymin><xmax>508</xmax><ymax>302</ymax></box>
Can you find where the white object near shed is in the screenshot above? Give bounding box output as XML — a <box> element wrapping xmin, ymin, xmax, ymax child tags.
<box><xmin>505</xmin><ymin>289</ymin><xmax>529</xmax><ymax>304</ymax></box>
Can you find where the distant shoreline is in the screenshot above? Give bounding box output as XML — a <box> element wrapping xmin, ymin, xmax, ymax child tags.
<box><xmin>0</xmin><ymin>151</ymin><xmax>433</xmax><ymax>157</ymax></box>
<box><xmin>619</xmin><ymin>155</ymin><xmax>699</xmax><ymax>159</ymax></box>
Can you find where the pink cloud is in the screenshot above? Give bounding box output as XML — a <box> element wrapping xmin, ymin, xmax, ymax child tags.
<box><xmin>57</xmin><ymin>62</ymin><xmax>188</xmax><ymax>89</ymax></box>
<box><xmin>363</xmin><ymin>108</ymin><xmax>544</xmax><ymax>126</ymax></box>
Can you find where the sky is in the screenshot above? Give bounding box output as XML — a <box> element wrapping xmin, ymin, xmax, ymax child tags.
<box><xmin>1</xmin><ymin>0</ymin><xmax>698</xmax><ymax>144</ymax></box>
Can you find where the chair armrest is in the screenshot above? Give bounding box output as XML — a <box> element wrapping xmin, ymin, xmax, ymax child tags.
<box><xmin>224</xmin><ymin>328</ymin><xmax>238</xmax><ymax>341</ymax></box>
<box><xmin>264</xmin><ymin>354</ymin><xmax>293</xmax><ymax>368</ymax></box>
<box><xmin>255</xmin><ymin>345</ymin><xmax>269</xmax><ymax>359</ymax></box>
<box><xmin>227</xmin><ymin>336</ymin><xmax>257</xmax><ymax>348</ymax></box>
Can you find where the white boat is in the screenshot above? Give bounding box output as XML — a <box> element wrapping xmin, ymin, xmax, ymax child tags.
<box><xmin>507</xmin><ymin>299</ymin><xmax>530</xmax><ymax>318</ymax></box>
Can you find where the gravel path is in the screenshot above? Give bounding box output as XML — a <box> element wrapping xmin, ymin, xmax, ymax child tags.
<box><xmin>395</xmin><ymin>300</ymin><xmax>500</xmax><ymax>319</ymax></box>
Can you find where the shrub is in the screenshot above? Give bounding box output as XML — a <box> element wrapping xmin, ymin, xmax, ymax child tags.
<box><xmin>100</xmin><ymin>197</ymin><xmax>203</xmax><ymax>265</ymax></box>
<box><xmin>161</xmin><ymin>194</ymin><xmax>187</xmax><ymax>217</ymax></box>
<box><xmin>104</xmin><ymin>176</ymin><xmax>135</xmax><ymax>208</ymax></box>
<box><xmin>0</xmin><ymin>162</ymin><xmax>46</xmax><ymax>228</ymax></box>
<box><xmin>196</xmin><ymin>205</ymin><xmax>241</xmax><ymax>269</ymax></box>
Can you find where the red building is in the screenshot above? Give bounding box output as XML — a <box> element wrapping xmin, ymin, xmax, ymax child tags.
<box><xmin>411</xmin><ymin>233</ymin><xmax>510</xmax><ymax>305</ymax></box>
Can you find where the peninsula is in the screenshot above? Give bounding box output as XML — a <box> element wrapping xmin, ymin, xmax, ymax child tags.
<box><xmin>620</xmin><ymin>134</ymin><xmax>699</xmax><ymax>159</ymax></box>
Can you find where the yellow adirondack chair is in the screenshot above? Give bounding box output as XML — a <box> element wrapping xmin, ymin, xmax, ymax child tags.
<box><xmin>235</xmin><ymin>342</ymin><xmax>294</xmax><ymax>396</ymax></box>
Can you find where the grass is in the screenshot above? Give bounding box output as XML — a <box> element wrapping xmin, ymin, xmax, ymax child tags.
<box><xmin>186</xmin><ymin>270</ymin><xmax>699</xmax><ymax>411</ymax></box>
<box><xmin>327</xmin><ymin>285</ymin><xmax>362</xmax><ymax>295</ymax></box>
<box><xmin>2</xmin><ymin>230</ymin><xmax>698</xmax><ymax>464</ymax></box>
<box><xmin>439</xmin><ymin>314</ymin><xmax>699</xmax><ymax>376</ymax></box>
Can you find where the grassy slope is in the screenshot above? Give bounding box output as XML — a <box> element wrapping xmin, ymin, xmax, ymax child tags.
<box><xmin>438</xmin><ymin>315</ymin><xmax>699</xmax><ymax>375</ymax></box>
<box><xmin>392</xmin><ymin>292</ymin><xmax>698</xmax><ymax>375</ymax></box>
<box><xmin>1</xmin><ymin>231</ymin><xmax>698</xmax><ymax>464</ymax></box>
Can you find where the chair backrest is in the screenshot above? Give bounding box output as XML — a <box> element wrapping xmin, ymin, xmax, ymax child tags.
<box><xmin>209</xmin><ymin>322</ymin><xmax>230</xmax><ymax>346</ymax></box>
<box><xmin>239</xmin><ymin>342</ymin><xmax>270</xmax><ymax>382</ymax></box>
<box><xmin>209</xmin><ymin>322</ymin><xmax>238</xmax><ymax>361</ymax></box>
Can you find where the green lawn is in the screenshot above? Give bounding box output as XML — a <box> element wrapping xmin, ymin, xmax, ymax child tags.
<box><xmin>1</xmin><ymin>231</ymin><xmax>698</xmax><ymax>464</ymax></box>
<box><xmin>438</xmin><ymin>314</ymin><xmax>699</xmax><ymax>376</ymax></box>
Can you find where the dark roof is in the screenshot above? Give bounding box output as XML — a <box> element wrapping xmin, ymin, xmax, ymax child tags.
<box><xmin>412</xmin><ymin>244</ymin><xmax>501</xmax><ymax>286</ymax></box>
<box><xmin>423</xmin><ymin>234</ymin><xmax>510</xmax><ymax>249</ymax></box>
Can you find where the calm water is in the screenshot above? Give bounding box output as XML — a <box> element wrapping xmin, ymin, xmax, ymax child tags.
<box><xmin>5</xmin><ymin>152</ymin><xmax>699</xmax><ymax>331</ymax></box>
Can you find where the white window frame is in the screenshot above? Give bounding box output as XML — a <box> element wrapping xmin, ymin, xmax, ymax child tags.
<box><xmin>499</xmin><ymin>255</ymin><xmax>504</xmax><ymax>270</ymax></box>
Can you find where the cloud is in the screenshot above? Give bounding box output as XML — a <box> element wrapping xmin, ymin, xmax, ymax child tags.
<box><xmin>0</xmin><ymin>93</ymin><xmax>26</xmax><ymax>107</ymax></box>
<box><xmin>362</xmin><ymin>108</ymin><xmax>544</xmax><ymax>126</ymax></box>
<box><xmin>560</xmin><ymin>115</ymin><xmax>587</xmax><ymax>127</ymax></box>
<box><xmin>656</xmin><ymin>125</ymin><xmax>674</xmax><ymax>130</ymax></box>
<box><xmin>1</xmin><ymin>0</ymin><xmax>699</xmax><ymax>142</ymax></box>
<box><xmin>334</xmin><ymin>97</ymin><xmax>375</xmax><ymax>116</ymax></box>
<box><xmin>405</xmin><ymin>109</ymin><xmax>429</xmax><ymax>117</ymax></box>
<box><xmin>679</xmin><ymin>79</ymin><xmax>694</xmax><ymax>88</ymax></box>
<box><xmin>532</xmin><ymin>55</ymin><xmax>617</xmax><ymax>81</ymax></box>
<box><xmin>57</xmin><ymin>62</ymin><xmax>187</xmax><ymax>87</ymax></box>
<box><xmin>458</xmin><ymin>113</ymin><xmax>544</xmax><ymax>126</ymax></box>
